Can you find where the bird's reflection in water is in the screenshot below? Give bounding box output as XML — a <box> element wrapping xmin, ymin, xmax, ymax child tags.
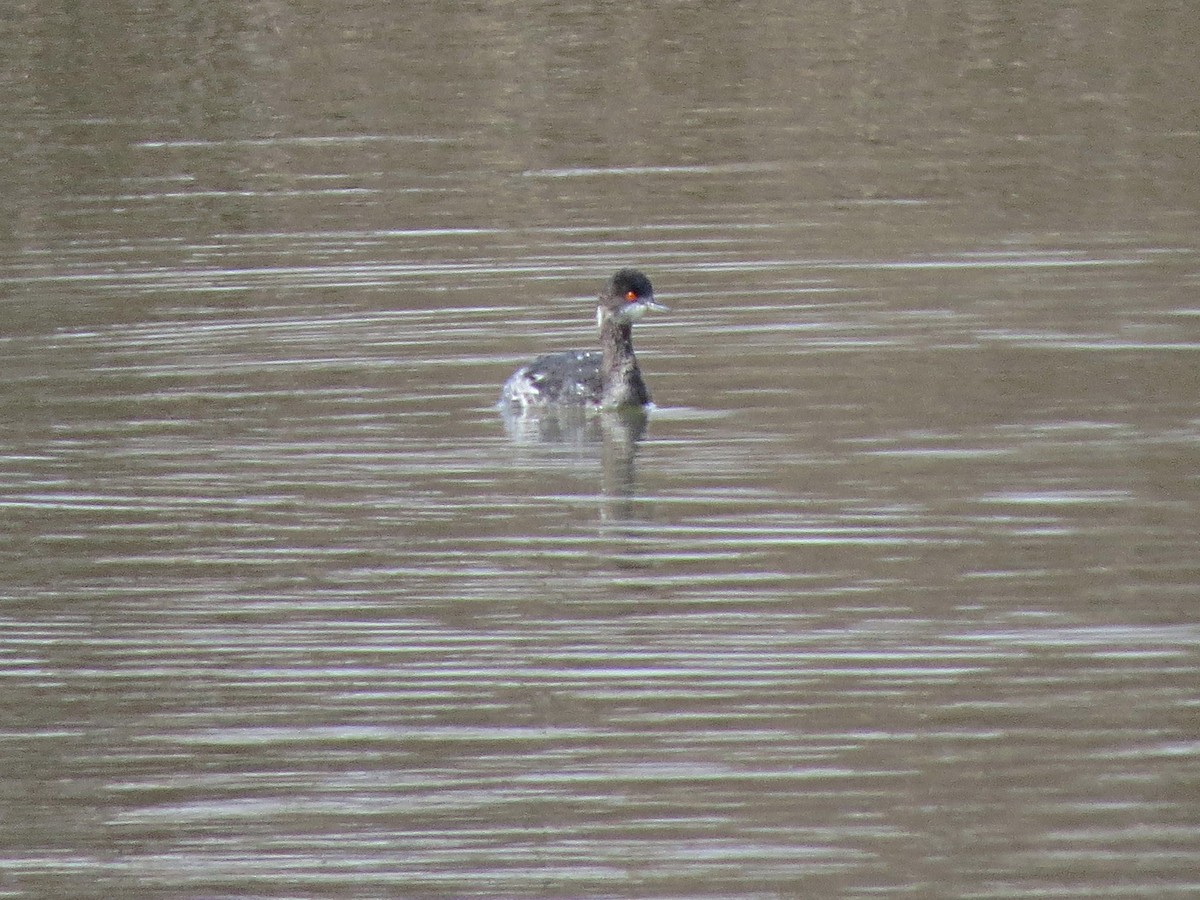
<box><xmin>499</xmin><ymin>404</ymin><xmax>650</xmax><ymax>521</ymax></box>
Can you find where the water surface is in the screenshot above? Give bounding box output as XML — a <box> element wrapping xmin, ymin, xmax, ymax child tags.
<box><xmin>2</xmin><ymin>1</ymin><xmax>1199</xmax><ymax>897</ymax></box>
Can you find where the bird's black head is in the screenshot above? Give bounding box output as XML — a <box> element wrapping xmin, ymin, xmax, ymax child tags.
<box><xmin>598</xmin><ymin>268</ymin><xmax>667</xmax><ymax>325</ymax></box>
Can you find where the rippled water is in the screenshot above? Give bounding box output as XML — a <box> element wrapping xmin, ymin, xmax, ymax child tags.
<box><xmin>3</xmin><ymin>1</ymin><xmax>1199</xmax><ymax>897</ymax></box>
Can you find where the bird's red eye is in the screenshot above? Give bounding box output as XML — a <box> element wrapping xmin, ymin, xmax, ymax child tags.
<box><xmin>625</xmin><ymin>290</ymin><xmax>638</xmax><ymax>301</ymax></box>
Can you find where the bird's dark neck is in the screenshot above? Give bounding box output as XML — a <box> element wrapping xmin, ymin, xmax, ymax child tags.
<box><xmin>600</xmin><ymin>316</ymin><xmax>650</xmax><ymax>407</ymax></box>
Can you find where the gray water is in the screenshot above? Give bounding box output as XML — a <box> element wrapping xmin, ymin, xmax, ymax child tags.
<box><xmin>3</xmin><ymin>1</ymin><xmax>1199</xmax><ymax>897</ymax></box>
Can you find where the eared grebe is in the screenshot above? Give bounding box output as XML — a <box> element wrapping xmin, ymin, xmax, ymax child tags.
<box><xmin>500</xmin><ymin>268</ymin><xmax>668</xmax><ymax>410</ymax></box>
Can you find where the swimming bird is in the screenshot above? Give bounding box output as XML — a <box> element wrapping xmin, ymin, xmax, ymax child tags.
<box><xmin>499</xmin><ymin>268</ymin><xmax>667</xmax><ymax>410</ymax></box>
